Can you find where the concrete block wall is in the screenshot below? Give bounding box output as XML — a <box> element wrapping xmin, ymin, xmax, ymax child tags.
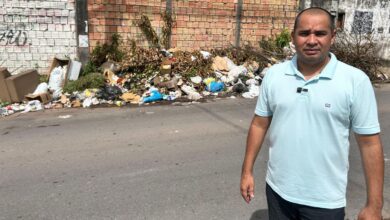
<box><xmin>88</xmin><ymin>0</ymin><xmax>298</xmax><ymax>51</ymax></box>
<box><xmin>339</xmin><ymin>0</ymin><xmax>390</xmax><ymax>60</ymax></box>
<box><xmin>0</xmin><ymin>0</ymin><xmax>78</xmax><ymax>74</ymax></box>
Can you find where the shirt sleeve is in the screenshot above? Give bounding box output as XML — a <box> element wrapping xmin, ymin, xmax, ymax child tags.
<box><xmin>350</xmin><ymin>76</ymin><xmax>380</xmax><ymax>134</ymax></box>
<box><xmin>255</xmin><ymin>69</ymin><xmax>273</xmax><ymax>117</ymax></box>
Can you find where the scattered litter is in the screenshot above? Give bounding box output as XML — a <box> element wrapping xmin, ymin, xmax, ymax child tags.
<box><xmin>48</xmin><ymin>66</ymin><xmax>66</xmax><ymax>99</ymax></box>
<box><xmin>121</xmin><ymin>92</ymin><xmax>141</xmax><ymax>104</ymax></box>
<box><xmin>200</xmin><ymin>51</ymin><xmax>211</xmax><ymax>59</ymax></box>
<box><xmin>206</xmin><ymin>81</ymin><xmax>224</xmax><ymax>93</ymax></box>
<box><xmin>181</xmin><ymin>85</ymin><xmax>202</xmax><ymax>100</ymax></box>
<box><xmin>142</xmin><ymin>87</ymin><xmax>163</xmax><ymax>103</ymax></box>
<box><xmin>83</xmin><ymin>97</ymin><xmax>92</xmax><ymax>108</ymax></box>
<box><xmin>190</xmin><ymin>76</ymin><xmax>202</xmax><ymax>84</ymax></box>
<box><xmin>242</xmin><ymin>84</ymin><xmax>260</xmax><ymax>99</ymax></box>
<box><xmin>22</xmin><ymin>100</ymin><xmax>43</xmax><ymax>113</ymax></box>
<box><xmin>58</xmin><ymin>115</ymin><xmax>72</xmax><ymax>119</ymax></box>
<box><xmin>33</xmin><ymin>83</ymin><xmax>49</xmax><ymax>95</ymax></box>
<box><xmin>0</xmin><ymin>47</ymin><xmax>285</xmax><ymax>117</ymax></box>
<box><xmin>233</xmin><ymin>79</ymin><xmax>248</xmax><ymax>93</ymax></box>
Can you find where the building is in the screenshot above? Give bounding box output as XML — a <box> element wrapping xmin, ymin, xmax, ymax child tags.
<box><xmin>299</xmin><ymin>0</ymin><xmax>390</xmax><ymax>61</ymax></box>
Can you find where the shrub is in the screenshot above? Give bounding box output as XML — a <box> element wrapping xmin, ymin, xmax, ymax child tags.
<box><xmin>63</xmin><ymin>72</ymin><xmax>105</xmax><ymax>93</ymax></box>
<box><xmin>90</xmin><ymin>33</ymin><xmax>125</xmax><ymax>67</ymax></box>
<box><xmin>331</xmin><ymin>31</ymin><xmax>384</xmax><ymax>80</ymax></box>
<box><xmin>259</xmin><ymin>28</ymin><xmax>291</xmax><ymax>59</ymax></box>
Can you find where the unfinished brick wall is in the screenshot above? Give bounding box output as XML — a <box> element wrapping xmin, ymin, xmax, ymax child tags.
<box><xmin>0</xmin><ymin>0</ymin><xmax>77</xmax><ymax>74</ymax></box>
<box><xmin>88</xmin><ymin>0</ymin><xmax>298</xmax><ymax>50</ymax></box>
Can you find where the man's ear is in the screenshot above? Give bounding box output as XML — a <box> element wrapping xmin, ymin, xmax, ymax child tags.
<box><xmin>331</xmin><ymin>30</ymin><xmax>336</xmax><ymax>45</ymax></box>
<box><xmin>290</xmin><ymin>31</ymin><xmax>295</xmax><ymax>45</ymax></box>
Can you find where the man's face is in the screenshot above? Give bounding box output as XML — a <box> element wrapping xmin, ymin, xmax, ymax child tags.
<box><xmin>291</xmin><ymin>13</ymin><xmax>335</xmax><ymax>66</ymax></box>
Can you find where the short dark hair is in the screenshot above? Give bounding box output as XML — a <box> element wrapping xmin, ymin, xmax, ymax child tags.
<box><xmin>293</xmin><ymin>7</ymin><xmax>335</xmax><ymax>32</ymax></box>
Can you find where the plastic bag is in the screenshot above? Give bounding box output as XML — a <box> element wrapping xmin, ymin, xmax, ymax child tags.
<box><xmin>142</xmin><ymin>90</ymin><xmax>163</xmax><ymax>103</ymax></box>
<box><xmin>206</xmin><ymin>82</ymin><xmax>224</xmax><ymax>92</ymax></box>
<box><xmin>33</xmin><ymin>83</ymin><xmax>49</xmax><ymax>95</ymax></box>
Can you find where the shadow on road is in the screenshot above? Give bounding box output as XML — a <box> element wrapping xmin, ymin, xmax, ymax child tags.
<box><xmin>250</xmin><ymin>209</ymin><xmax>268</xmax><ymax>220</ymax></box>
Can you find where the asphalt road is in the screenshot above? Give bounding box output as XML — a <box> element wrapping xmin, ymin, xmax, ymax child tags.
<box><xmin>0</xmin><ymin>85</ymin><xmax>389</xmax><ymax>220</ymax></box>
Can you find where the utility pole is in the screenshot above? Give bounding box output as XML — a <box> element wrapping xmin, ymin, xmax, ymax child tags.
<box><xmin>75</xmin><ymin>0</ymin><xmax>89</xmax><ymax>66</ymax></box>
<box><xmin>166</xmin><ymin>0</ymin><xmax>173</xmax><ymax>49</ymax></box>
<box><xmin>235</xmin><ymin>0</ymin><xmax>243</xmax><ymax>47</ymax></box>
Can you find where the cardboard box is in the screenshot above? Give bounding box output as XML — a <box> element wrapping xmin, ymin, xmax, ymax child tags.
<box><xmin>25</xmin><ymin>92</ymin><xmax>52</xmax><ymax>104</ymax></box>
<box><xmin>5</xmin><ymin>69</ymin><xmax>40</xmax><ymax>103</ymax></box>
<box><xmin>0</xmin><ymin>67</ymin><xmax>11</xmax><ymax>102</ymax></box>
<box><xmin>47</xmin><ymin>57</ymin><xmax>82</xmax><ymax>85</ymax></box>
<box><xmin>47</xmin><ymin>57</ymin><xmax>69</xmax><ymax>87</ymax></box>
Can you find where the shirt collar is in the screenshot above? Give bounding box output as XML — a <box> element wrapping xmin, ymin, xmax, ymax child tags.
<box><xmin>286</xmin><ymin>52</ymin><xmax>338</xmax><ymax>79</ymax></box>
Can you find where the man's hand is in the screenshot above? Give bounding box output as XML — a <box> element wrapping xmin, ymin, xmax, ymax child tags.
<box><xmin>358</xmin><ymin>206</ymin><xmax>382</xmax><ymax>220</ymax></box>
<box><xmin>240</xmin><ymin>116</ymin><xmax>271</xmax><ymax>204</ymax></box>
<box><xmin>240</xmin><ymin>173</ymin><xmax>255</xmax><ymax>204</ymax></box>
<box><xmin>355</xmin><ymin>133</ymin><xmax>384</xmax><ymax>220</ymax></box>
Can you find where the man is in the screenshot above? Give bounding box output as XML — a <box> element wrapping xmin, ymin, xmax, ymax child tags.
<box><xmin>240</xmin><ymin>7</ymin><xmax>384</xmax><ymax>220</ymax></box>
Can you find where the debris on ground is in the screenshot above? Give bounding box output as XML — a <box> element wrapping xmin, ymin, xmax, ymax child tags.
<box><xmin>9</xmin><ymin>33</ymin><xmax>373</xmax><ymax>118</ymax></box>
<box><xmin>0</xmin><ymin>44</ymin><xmax>291</xmax><ymax>117</ymax></box>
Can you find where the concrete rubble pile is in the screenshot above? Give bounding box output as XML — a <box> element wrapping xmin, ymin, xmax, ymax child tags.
<box><xmin>0</xmin><ymin>46</ymin><xmax>297</xmax><ymax>117</ymax></box>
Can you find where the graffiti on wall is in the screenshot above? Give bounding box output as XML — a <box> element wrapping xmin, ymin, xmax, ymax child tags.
<box><xmin>0</xmin><ymin>30</ymin><xmax>28</xmax><ymax>46</ymax></box>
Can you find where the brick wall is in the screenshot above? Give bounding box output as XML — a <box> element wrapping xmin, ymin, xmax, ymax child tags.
<box><xmin>0</xmin><ymin>0</ymin><xmax>77</xmax><ymax>74</ymax></box>
<box><xmin>88</xmin><ymin>0</ymin><xmax>298</xmax><ymax>50</ymax></box>
<box><xmin>0</xmin><ymin>0</ymin><xmax>298</xmax><ymax>74</ymax></box>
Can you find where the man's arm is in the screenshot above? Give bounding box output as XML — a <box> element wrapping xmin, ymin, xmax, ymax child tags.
<box><xmin>355</xmin><ymin>133</ymin><xmax>384</xmax><ymax>220</ymax></box>
<box><xmin>240</xmin><ymin>115</ymin><xmax>271</xmax><ymax>203</ymax></box>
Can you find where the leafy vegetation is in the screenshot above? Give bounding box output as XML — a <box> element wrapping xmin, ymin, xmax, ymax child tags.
<box><xmin>259</xmin><ymin>28</ymin><xmax>291</xmax><ymax>59</ymax></box>
<box><xmin>90</xmin><ymin>33</ymin><xmax>125</xmax><ymax>67</ymax></box>
<box><xmin>63</xmin><ymin>73</ymin><xmax>105</xmax><ymax>93</ymax></box>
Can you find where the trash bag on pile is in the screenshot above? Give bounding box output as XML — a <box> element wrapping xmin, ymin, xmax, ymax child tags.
<box><xmin>203</xmin><ymin>77</ymin><xmax>224</xmax><ymax>93</ymax></box>
<box><xmin>48</xmin><ymin>66</ymin><xmax>66</xmax><ymax>99</ymax></box>
<box><xmin>232</xmin><ymin>79</ymin><xmax>249</xmax><ymax>93</ymax></box>
<box><xmin>181</xmin><ymin>85</ymin><xmax>202</xmax><ymax>100</ymax></box>
<box><xmin>97</xmin><ymin>85</ymin><xmax>122</xmax><ymax>100</ymax></box>
<box><xmin>141</xmin><ymin>87</ymin><xmax>163</xmax><ymax>103</ymax></box>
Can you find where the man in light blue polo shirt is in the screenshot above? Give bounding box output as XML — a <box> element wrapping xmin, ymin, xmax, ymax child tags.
<box><xmin>240</xmin><ymin>7</ymin><xmax>384</xmax><ymax>220</ymax></box>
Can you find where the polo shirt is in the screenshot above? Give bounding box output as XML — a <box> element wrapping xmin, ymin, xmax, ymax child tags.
<box><xmin>255</xmin><ymin>52</ymin><xmax>380</xmax><ymax>209</ymax></box>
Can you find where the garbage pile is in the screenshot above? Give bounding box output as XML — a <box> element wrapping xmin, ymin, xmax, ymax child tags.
<box><xmin>0</xmin><ymin>45</ymin><xmax>296</xmax><ymax>117</ymax></box>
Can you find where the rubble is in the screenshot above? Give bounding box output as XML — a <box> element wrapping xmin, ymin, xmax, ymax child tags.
<box><xmin>1</xmin><ymin>44</ymin><xmax>296</xmax><ymax>117</ymax></box>
<box><xmin>12</xmin><ymin>29</ymin><xmax>382</xmax><ymax>117</ymax></box>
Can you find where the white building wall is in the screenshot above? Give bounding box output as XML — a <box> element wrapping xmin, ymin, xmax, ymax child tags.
<box><xmin>302</xmin><ymin>0</ymin><xmax>390</xmax><ymax>60</ymax></box>
<box><xmin>338</xmin><ymin>0</ymin><xmax>390</xmax><ymax>60</ymax></box>
<box><xmin>0</xmin><ymin>0</ymin><xmax>78</xmax><ymax>74</ymax></box>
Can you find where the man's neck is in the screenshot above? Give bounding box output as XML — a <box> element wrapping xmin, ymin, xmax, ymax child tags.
<box><xmin>298</xmin><ymin>55</ymin><xmax>330</xmax><ymax>80</ymax></box>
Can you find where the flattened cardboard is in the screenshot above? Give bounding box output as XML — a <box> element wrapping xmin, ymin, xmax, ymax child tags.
<box><xmin>25</xmin><ymin>92</ymin><xmax>52</xmax><ymax>104</ymax></box>
<box><xmin>5</xmin><ymin>69</ymin><xmax>40</xmax><ymax>103</ymax></box>
<box><xmin>0</xmin><ymin>67</ymin><xmax>11</xmax><ymax>102</ymax></box>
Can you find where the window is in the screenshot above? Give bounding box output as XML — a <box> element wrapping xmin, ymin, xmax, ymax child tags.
<box><xmin>352</xmin><ymin>11</ymin><xmax>373</xmax><ymax>34</ymax></box>
<box><xmin>336</xmin><ymin>12</ymin><xmax>345</xmax><ymax>30</ymax></box>
<box><xmin>380</xmin><ymin>0</ymin><xmax>389</xmax><ymax>8</ymax></box>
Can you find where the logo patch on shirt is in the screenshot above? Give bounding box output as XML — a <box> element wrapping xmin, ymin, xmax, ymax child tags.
<box><xmin>325</xmin><ymin>103</ymin><xmax>331</xmax><ymax>108</ymax></box>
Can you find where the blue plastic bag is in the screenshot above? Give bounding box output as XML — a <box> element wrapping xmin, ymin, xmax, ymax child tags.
<box><xmin>206</xmin><ymin>82</ymin><xmax>224</xmax><ymax>92</ymax></box>
<box><xmin>143</xmin><ymin>90</ymin><xmax>163</xmax><ymax>103</ymax></box>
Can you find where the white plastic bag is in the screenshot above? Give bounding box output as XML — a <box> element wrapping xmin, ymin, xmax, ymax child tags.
<box><xmin>33</xmin><ymin>83</ymin><xmax>49</xmax><ymax>95</ymax></box>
